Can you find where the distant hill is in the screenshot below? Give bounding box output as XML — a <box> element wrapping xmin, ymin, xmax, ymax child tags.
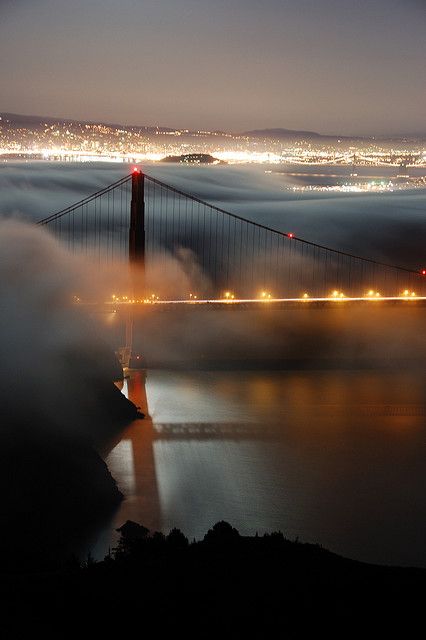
<box><xmin>0</xmin><ymin>113</ymin><xmax>358</xmax><ymax>140</ymax></box>
<box><xmin>0</xmin><ymin>112</ymin><xmax>176</xmax><ymax>135</ymax></box>
<box><xmin>1</xmin><ymin>112</ymin><xmax>424</xmax><ymax>142</ymax></box>
<box><xmin>242</xmin><ymin>128</ymin><xmax>358</xmax><ymax>141</ymax></box>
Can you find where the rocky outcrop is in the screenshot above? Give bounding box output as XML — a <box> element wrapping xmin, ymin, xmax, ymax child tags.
<box><xmin>0</xmin><ymin>346</ymin><xmax>143</xmax><ymax>570</ymax></box>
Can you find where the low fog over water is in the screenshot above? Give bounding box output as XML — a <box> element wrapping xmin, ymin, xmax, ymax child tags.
<box><xmin>1</xmin><ymin>161</ymin><xmax>426</xmax><ymax>567</ymax></box>
<box><xmin>1</xmin><ymin>161</ymin><xmax>426</xmax><ymax>268</ymax></box>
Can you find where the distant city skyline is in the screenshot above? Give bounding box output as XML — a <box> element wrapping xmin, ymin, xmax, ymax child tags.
<box><xmin>1</xmin><ymin>0</ymin><xmax>425</xmax><ymax>136</ymax></box>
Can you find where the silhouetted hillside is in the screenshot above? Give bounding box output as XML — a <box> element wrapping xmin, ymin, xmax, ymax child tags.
<box><xmin>1</xmin><ymin>520</ymin><xmax>425</xmax><ymax>637</ymax></box>
<box><xmin>0</xmin><ymin>344</ymin><xmax>142</xmax><ymax>571</ymax></box>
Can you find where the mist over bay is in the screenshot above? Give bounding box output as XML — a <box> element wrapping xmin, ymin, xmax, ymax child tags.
<box><xmin>1</xmin><ymin>160</ymin><xmax>426</xmax><ymax>568</ymax></box>
<box><xmin>2</xmin><ymin>161</ymin><xmax>426</xmax><ymax>268</ymax></box>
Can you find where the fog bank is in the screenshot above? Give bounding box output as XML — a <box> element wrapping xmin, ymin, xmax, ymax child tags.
<box><xmin>1</xmin><ymin>162</ymin><xmax>426</xmax><ymax>270</ymax></box>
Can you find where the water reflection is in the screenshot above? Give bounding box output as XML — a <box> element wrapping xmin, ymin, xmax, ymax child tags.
<box><xmin>105</xmin><ymin>369</ymin><xmax>426</xmax><ymax>567</ymax></box>
<box><xmin>106</xmin><ymin>373</ymin><xmax>161</xmax><ymax>533</ymax></box>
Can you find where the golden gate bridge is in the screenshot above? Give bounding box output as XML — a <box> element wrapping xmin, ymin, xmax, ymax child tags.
<box><xmin>34</xmin><ymin>171</ymin><xmax>426</xmax><ymax>516</ymax></box>
<box><xmin>36</xmin><ymin>168</ymin><xmax>426</xmax><ymax>302</ymax></box>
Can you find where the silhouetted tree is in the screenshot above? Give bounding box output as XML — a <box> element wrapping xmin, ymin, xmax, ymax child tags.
<box><xmin>151</xmin><ymin>531</ymin><xmax>166</xmax><ymax>548</ymax></box>
<box><xmin>115</xmin><ymin>520</ymin><xmax>150</xmax><ymax>556</ymax></box>
<box><xmin>167</xmin><ymin>527</ymin><xmax>189</xmax><ymax>549</ymax></box>
<box><xmin>203</xmin><ymin>521</ymin><xmax>240</xmax><ymax>545</ymax></box>
<box><xmin>116</xmin><ymin>520</ymin><xmax>150</xmax><ymax>541</ymax></box>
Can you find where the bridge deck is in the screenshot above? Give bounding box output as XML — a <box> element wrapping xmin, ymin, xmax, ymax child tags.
<box><xmin>100</xmin><ymin>296</ymin><xmax>426</xmax><ymax>312</ymax></box>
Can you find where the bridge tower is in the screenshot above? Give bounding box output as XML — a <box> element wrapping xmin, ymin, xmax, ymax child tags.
<box><xmin>129</xmin><ymin>168</ymin><xmax>146</xmax><ymax>269</ymax></box>
<box><xmin>122</xmin><ymin>168</ymin><xmax>146</xmax><ymax>368</ymax></box>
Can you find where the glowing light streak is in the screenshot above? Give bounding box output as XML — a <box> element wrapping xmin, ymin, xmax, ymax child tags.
<box><xmin>101</xmin><ymin>295</ymin><xmax>426</xmax><ymax>308</ymax></box>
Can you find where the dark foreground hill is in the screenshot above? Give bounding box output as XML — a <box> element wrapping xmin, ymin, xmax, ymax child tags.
<box><xmin>1</xmin><ymin>520</ymin><xmax>425</xmax><ymax>638</ymax></box>
<box><xmin>0</xmin><ymin>344</ymin><xmax>142</xmax><ymax>572</ymax></box>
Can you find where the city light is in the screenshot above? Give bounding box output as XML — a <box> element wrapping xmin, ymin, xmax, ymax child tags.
<box><xmin>2</xmin><ymin>115</ymin><xmax>426</xmax><ymax>170</ymax></box>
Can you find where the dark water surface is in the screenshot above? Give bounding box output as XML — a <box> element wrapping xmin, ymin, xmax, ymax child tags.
<box><xmin>99</xmin><ymin>367</ymin><xmax>426</xmax><ymax>568</ymax></box>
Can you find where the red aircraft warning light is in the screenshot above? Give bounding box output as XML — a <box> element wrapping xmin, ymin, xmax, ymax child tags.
<box><xmin>287</xmin><ymin>232</ymin><xmax>294</xmax><ymax>239</ymax></box>
<box><xmin>421</xmin><ymin>269</ymin><xmax>426</xmax><ymax>276</ymax></box>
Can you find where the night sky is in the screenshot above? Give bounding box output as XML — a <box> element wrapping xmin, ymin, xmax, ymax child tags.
<box><xmin>1</xmin><ymin>0</ymin><xmax>425</xmax><ymax>134</ymax></box>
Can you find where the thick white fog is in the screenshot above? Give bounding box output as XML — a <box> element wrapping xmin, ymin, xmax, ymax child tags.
<box><xmin>1</xmin><ymin>162</ymin><xmax>425</xmax><ymax>269</ymax></box>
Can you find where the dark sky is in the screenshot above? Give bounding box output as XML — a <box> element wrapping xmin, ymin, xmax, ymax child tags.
<box><xmin>1</xmin><ymin>0</ymin><xmax>425</xmax><ymax>134</ymax></box>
